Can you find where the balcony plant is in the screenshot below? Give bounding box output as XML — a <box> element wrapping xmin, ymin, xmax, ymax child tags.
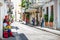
<box><xmin>49</xmin><ymin>13</ymin><xmax>54</xmax><ymax>27</ymax></box>
<box><xmin>21</xmin><ymin>0</ymin><xmax>31</xmax><ymax>9</ymax></box>
<box><xmin>44</xmin><ymin>14</ymin><xmax>48</xmax><ymax>27</ymax></box>
<box><xmin>21</xmin><ymin>0</ymin><xmax>26</xmax><ymax>7</ymax></box>
<box><xmin>44</xmin><ymin>14</ymin><xmax>48</xmax><ymax>22</ymax></box>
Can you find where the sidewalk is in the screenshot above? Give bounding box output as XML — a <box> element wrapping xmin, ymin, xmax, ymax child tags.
<box><xmin>21</xmin><ymin>21</ymin><xmax>60</xmax><ymax>35</ymax></box>
<box><xmin>3</xmin><ymin>26</ymin><xmax>20</xmax><ymax>40</ymax></box>
<box><xmin>34</xmin><ymin>26</ymin><xmax>60</xmax><ymax>35</ymax></box>
<box><xmin>3</xmin><ymin>26</ymin><xmax>17</xmax><ymax>40</ymax></box>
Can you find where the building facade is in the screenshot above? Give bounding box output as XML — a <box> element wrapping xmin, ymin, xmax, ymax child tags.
<box><xmin>0</xmin><ymin>0</ymin><xmax>13</xmax><ymax>39</ymax></box>
<box><xmin>25</xmin><ymin>0</ymin><xmax>49</xmax><ymax>25</ymax></box>
<box><xmin>22</xmin><ymin>0</ymin><xmax>60</xmax><ymax>30</ymax></box>
<box><xmin>42</xmin><ymin>0</ymin><xmax>60</xmax><ymax>29</ymax></box>
<box><xmin>12</xmin><ymin>0</ymin><xmax>21</xmax><ymax>21</ymax></box>
<box><xmin>0</xmin><ymin>0</ymin><xmax>8</xmax><ymax>38</ymax></box>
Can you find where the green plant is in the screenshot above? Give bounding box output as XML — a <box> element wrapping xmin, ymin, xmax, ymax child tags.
<box><xmin>21</xmin><ymin>0</ymin><xmax>31</xmax><ymax>9</ymax></box>
<box><xmin>26</xmin><ymin>14</ymin><xmax>29</xmax><ymax>18</ymax></box>
<box><xmin>44</xmin><ymin>14</ymin><xmax>48</xmax><ymax>22</ymax></box>
<box><xmin>50</xmin><ymin>13</ymin><xmax>54</xmax><ymax>22</ymax></box>
<box><xmin>21</xmin><ymin>0</ymin><xmax>26</xmax><ymax>7</ymax></box>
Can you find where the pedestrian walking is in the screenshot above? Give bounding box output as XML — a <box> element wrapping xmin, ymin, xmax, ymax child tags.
<box><xmin>41</xmin><ymin>17</ymin><xmax>44</xmax><ymax>27</ymax></box>
<box><xmin>32</xmin><ymin>18</ymin><xmax>35</xmax><ymax>26</ymax></box>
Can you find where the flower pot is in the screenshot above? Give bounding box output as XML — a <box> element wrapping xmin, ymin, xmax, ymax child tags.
<box><xmin>49</xmin><ymin>22</ymin><xmax>53</xmax><ymax>27</ymax></box>
<box><xmin>45</xmin><ymin>22</ymin><xmax>49</xmax><ymax>27</ymax></box>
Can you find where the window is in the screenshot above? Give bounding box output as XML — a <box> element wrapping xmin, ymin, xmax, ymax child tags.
<box><xmin>46</xmin><ymin>7</ymin><xmax>48</xmax><ymax>22</ymax></box>
<box><xmin>50</xmin><ymin>5</ymin><xmax>54</xmax><ymax>22</ymax></box>
<box><xmin>46</xmin><ymin>7</ymin><xmax>48</xmax><ymax>15</ymax></box>
<box><xmin>51</xmin><ymin>5</ymin><xmax>53</xmax><ymax>14</ymax></box>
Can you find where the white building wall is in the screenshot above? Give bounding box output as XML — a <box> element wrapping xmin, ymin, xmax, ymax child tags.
<box><xmin>0</xmin><ymin>5</ymin><xmax>3</xmax><ymax>38</ymax></box>
<box><xmin>42</xmin><ymin>0</ymin><xmax>60</xmax><ymax>29</ymax></box>
<box><xmin>57</xmin><ymin>0</ymin><xmax>60</xmax><ymax>28</ymax></box>
<box><xmin>30</xmin><ymin>14</ymin><xmax>32</xmax><ymax>24</ymax></box>
<box><xmin>53</xmin><ymin>0</ymin><xmax>59</xmax><ymax>29</ymax></box>
<box><xmin>11</xmin><ymin>0</ymin><xmax>21</xmax><ymax>21</ymax></box>
<box><xmin>0</xmin><ymin>0</ymin><xmax>8</xmax><ymax>38</ymax></box>
<box><xmin>42</xmin><ymin>1</ymin><xmax>54</xmax><ymax>21</ymax></box>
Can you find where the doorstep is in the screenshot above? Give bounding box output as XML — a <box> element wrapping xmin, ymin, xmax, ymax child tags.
<box><xmin>34</xmin><ymin>26</ymin><xmax>60</xmax><ymax>35</ymax></box>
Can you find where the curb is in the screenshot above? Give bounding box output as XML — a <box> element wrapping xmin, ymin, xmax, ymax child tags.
<box><xmin>34</xmin><ymin>27</ymin><xmax>60</xmax><ymax>36</ymax></box>
<box><xmin>20</xmin><ymin>23</ymin><xmax>60</xmax><ymax>36</ymax></box>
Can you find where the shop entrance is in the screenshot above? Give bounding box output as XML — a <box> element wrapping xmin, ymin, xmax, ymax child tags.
<box><xmin>26</xmin><ymin>13</ymin><xmax>30</xmax><ymax>24</ymax></box>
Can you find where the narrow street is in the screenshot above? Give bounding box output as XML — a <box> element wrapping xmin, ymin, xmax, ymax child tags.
<box><xmin>3</xmin><ymin>22</ymin><xmax>60</xmax><ymax>40</ymax></box>
<box><xmin>0</xmin><ymin>0</ymin><xmax>60</xmax><ymax>40</ymax></box>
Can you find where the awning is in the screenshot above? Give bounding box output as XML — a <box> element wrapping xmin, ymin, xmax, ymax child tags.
<box><xmin>30</xmin><ymin>0</ymin><xmax>51</xmax><ymax>8</ymax></box>
<box><xmin>26</xmin><ymin>8</ymin><xmax>37</xmax><ymax>13</ymax></box>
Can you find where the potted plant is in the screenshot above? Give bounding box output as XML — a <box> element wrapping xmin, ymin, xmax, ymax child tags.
<box><xmin>49</xmin><ymin>13</ymin><xmax>54</xmax><ymax>27</ymax></box>
<box><xmin>44</xmin><ymin>14</ymin><xmax>48</xmax><ymax>27</ymax></box>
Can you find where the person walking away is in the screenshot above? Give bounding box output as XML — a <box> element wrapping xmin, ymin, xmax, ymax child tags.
<box><xmin>32</xmin><ymin>18</ymin><xmax>35</xmax><ymax>26</ymax></box>
<box><xmin>41</xmin><ymin>17</ymin><xmax>44</xmax><ymax>27</ymax></box>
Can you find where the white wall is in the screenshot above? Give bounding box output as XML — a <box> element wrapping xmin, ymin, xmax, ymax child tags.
<box><xmin>58</xmin><ymin>4</ymin><xmax>60</xmax><ymax>27</ymax></box>
<box><xmin>42</xmin><ymin>1</ymin><xmax>54</xmax><ymax>21</ymax></box>
<box><xmin>30</xmin><ymin>14</ymin><xmax>32</xmax><ymax>24</ymax></box>
<box><xmin>0</xmin><ymin>0</ymin><xmax>8</xmax><ymax>38</ymax></box>
<box><xmin>0</xmin><ymin>0</ymin><xmax>4</xmax><ymax>38</ymax></box>
<box><xmin>42</xmin><ymin>0</ymin><xmax>60</xmax><ymax>29</ymax></box>
<box><xmin>0</xmin><ymin>6</ymin><xmax>3</xmax><ymax>39</ymax></box>
<box><xmin>57</xmin><ymin>0</ymin><xmax>60</xmax><ymax>28</ymax></box>
<box><xmin>11</xmin><ymin>0</ymin><xmax>21</xmax><ymax>21</ymax></box>
<box><xmin>58</xmin><ymin>4</ymin><xmax>60</xmax><ymax>28</ymax></box>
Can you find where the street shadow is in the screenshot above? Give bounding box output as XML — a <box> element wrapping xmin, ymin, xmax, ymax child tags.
<box><xmin>3</xmin><ymin>37</ymin><xmax>16</xmax><ymax>40</ymax></box>
<box><xmin>0</xmin><ymin>38</ymin><xmax>2</xmax><ymax>40</ymax></box>
<box><xmin>12</xmin><ymin>32</ymin><xmax>29</xmax><ymax>40</ymax></box>
<box><xmin>11</xmin><ymin>26</ymin><xmax>19</xmax><ymax>30</ymax></box>
<box><xmin>3</xmin><ymin>32</ymin><xmax>17</xmax><ymax>40</ymax></box>
<box><xmin>19</xmin><ymin>33</ymin><xmax>28</xmax><ymax>40</ymax></box>
<box><xmin>3</xmin><ymin>33</ymin><xmax>28</xmax><ymax>40</ymax></box>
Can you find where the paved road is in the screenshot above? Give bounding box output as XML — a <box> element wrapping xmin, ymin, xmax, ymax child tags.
<box><xmin>3</xmin><ymin>22</ymin><xmax>60</xmax><ymax>40</ymax></box>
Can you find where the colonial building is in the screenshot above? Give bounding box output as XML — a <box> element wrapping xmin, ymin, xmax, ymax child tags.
<box><xmin>21</xmin><ymin>0</ymin><xmax>60</xmax><ymax>30</ymax></box>
<box><xmin>0</xmin><ymin>0</ymin><xmax>13</xmax><ymax>39</ymax></box>
<box><xmin>42</xmin><ymin>0</ymin><xmax>60</xmax><ymax>30</ymax></box>
<box><xmin>25</xmin><ymin>0</ymin><xmax>50</xmax><ymax>25</ymax></box>
<box><xmin>11</xmin><ymin>0</ymin><xmax>21</xmax><ymax>21</ymax></box>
